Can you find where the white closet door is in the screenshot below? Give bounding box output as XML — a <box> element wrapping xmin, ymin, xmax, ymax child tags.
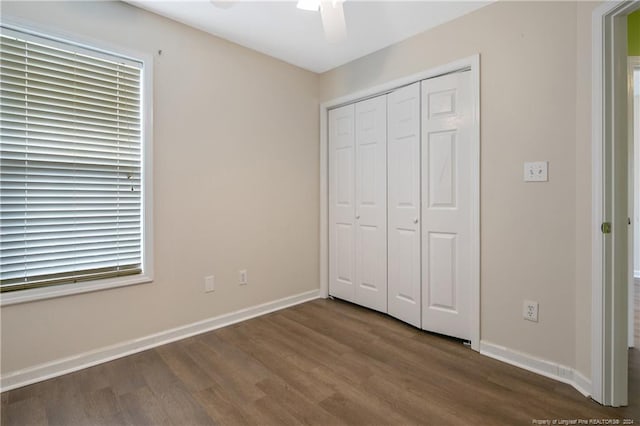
<box><xmin>387</xmin><ymin>82</ymin><xmax>422</xmax><ymax>327</ymax></box>
<box><xmin>421</xmin><ymin>71</ymin><xmax>472</xmax><ymax>340</ymax></box>
<box><xmin>329</xmin><ymin>104</ymin><xmax>356</xmax><ymax>302</ymax></box>
<box><xmin>354</xmin><ymin>95</ymin><xmax>387</xmax><ymax>312</ymax></box>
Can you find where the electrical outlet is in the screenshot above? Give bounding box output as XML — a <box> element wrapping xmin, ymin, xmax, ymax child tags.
<box><xmin>204</xmin><ymin>275</ymin><xmax>215</xmax><ymax>293</ymax></box>
<box><xmin>239</xmin><ymin>270</ymin><xmax>248</xmax><ymax>285</ymax></box>
<box><xmin>524</xmin><ymin>161</ymin><xmax>548</xmax><ymax>182</ymax></box>
<box><xmin>523</xmin><ymin>300</ymin><xmax>538</xmax><ymax>322</ymax></box>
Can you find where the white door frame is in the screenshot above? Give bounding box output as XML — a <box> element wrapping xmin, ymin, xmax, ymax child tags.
<box><xmin>628</xmin><ymin>56</ymin><xmax>640</xmax><ymax>349</ymax></box>
<box><xmin>591</xmin><ymin>0</ymin><xmax>640</xmax><ymax>406</ymax></box>
<box><xmin>319</xmin><ymin>54</ymin><xmax>481</xmax><ymax>351</ymax></box>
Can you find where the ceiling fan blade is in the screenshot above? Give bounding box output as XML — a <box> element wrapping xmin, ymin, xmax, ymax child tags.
<box><xmin>297</xmin><ymin>0</ymin><xmax>320</xmax><ymax>12</ymax></box>
<box><xmin>320</xmin><ymin>0</ymin><xmax>346</xmax><ymax>43</ymax></box>
<box><xmin>210</xmin><ymin>0</ymin><xmax>235</xmax><ymax>9</ymax></box>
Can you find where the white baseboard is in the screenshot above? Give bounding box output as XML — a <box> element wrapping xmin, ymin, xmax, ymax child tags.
<box><xmin>572</xmin><ymin>369</ymin><xmax>592</xmax><ymax>397</ymax></box>
<box><xmin>1</xmin><ymin>289</ymin><xmax>321</xmax><ymax>392</ymax></box>
<box><xmin>480</xmin><ymin>341</ymin><xmax>592</xmax><ymax>397</ymax></box>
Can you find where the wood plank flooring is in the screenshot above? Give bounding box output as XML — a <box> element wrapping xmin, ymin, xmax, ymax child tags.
<box><xmin>2</xmin><ymin>298</ymin><xmax>640</xmax><ymax>425</ymax></box>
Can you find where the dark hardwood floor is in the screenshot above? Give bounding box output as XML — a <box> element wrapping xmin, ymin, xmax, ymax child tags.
<box><xmin>2</xmin><ymin>298</ymin><xmax>639</xmax><ymax>425</ymax></box>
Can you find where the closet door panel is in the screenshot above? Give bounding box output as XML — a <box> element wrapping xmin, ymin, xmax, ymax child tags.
<box><xmin>354</xmin><ymin>95</ymin><xmax>387</xmax><ymax>312</ymax></box>
<box><xmin>421</xmin><ymin>71</ymin><xmax>472</xmax><ymax>340</ymax></box>
<box><xmin>329</xmin><ymin>104</ymin><xmax>356</xmax><ymax>302</ymax></box>
<box><xmin>387</xmin><ymin>82</ymin><xmax>421</xmax><ymax>327</ymax></box>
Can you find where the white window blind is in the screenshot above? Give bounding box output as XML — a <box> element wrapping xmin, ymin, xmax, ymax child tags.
<box><xmin>0</xmin><ymin>28</ymin><xmax>144</xmax><ymax>293</ymax></box>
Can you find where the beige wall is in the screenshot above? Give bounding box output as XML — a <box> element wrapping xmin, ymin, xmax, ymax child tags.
<box><xmin>321</xmin><ymin>1</ymin><xmax>585</xmax><ymax>371</ymax></box>
<box><xmin>0</xmin><ymin>1</ymin><xmax>320</xmax><ymax>374</ymax></box>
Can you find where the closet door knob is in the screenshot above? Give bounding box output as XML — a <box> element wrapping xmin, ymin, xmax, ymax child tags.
<box><xmin>356</xmin><ymin>214</ymin><xmax>360</xmax><ymax>219</ymax></box>
<box><xmin>413</xmin><ymin>218</ymin><xmax>419</xmax><ymax>224</ymax></box>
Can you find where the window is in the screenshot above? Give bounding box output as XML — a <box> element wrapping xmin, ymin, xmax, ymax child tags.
<box><xmin>0</xmin><ymin>25</ymin><xmax>152</xmax><ymax>303</ymax></box>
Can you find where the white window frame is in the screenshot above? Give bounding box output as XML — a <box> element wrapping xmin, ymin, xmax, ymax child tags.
<box><xmin>0</xmin><ymin>20</ymin><xmax>154</xmax><ymax>306</ymax></box>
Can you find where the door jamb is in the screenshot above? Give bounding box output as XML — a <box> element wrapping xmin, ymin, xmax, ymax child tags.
<box><xmin>628</xmin><ymin>56</ymin><xmax>640</xmax><ymax>349</ymax></box>
<box><xmin>319</xmin><ymin>54</ymin><xmax>481</xmax><ymax>351</ymax></box>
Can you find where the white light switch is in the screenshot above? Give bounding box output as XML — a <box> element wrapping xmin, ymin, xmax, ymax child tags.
<box><xmin>524</xmin><ymin>161</ymin><xmax>548</xmax><ymax>182</ymax></box>
<box><xmin>205</xmin><ymin>275</ymin><xmax>215</xmax><ymax>293</ymax></box>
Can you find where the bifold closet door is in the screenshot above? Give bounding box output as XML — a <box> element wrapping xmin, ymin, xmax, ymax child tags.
<box><xmin>387</xmin><ymin>82</ymin><xmax>422</xmax><ymax>327</ymax></box>
<box><xmin>329</xmin><ymin>96</ymin><xmax>387</xmax><ymax>312</ymax></box>
<box><xmin>421</xmin><ymin>71</ymin><xmax>473</xmax><ymax>340</ymax></box>
<box><xmin>329</xmin><ymin>104</ymin><xmax>356</xmax><ymax>302</ymax></box>
<box><xmin>353</xmin><ymin>95</ymin><xmax>387</xmax><ymax>312</ymax></box>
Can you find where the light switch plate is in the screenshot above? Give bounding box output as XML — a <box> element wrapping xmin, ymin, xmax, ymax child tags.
<box><xmin>524</xmin><ymin>161</ymin><xmax>548</xmax><ymax>182</ymax></box>
<box><xmin>204</xmin><ymin>275</ymin><xmax>215</xmax><ymax>293</ymax></box>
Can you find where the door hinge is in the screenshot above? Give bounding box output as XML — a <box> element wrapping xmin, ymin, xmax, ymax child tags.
<box><xmin>601</xmin><ymin>222</ymin><xmax>612</xmax><ymax>234</ymax></box>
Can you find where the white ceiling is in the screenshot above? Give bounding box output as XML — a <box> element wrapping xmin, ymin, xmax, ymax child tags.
<box><xmin>124</xmin><ymin>0</ymin><xmax>491</xmax><ymax>73</ymax></box>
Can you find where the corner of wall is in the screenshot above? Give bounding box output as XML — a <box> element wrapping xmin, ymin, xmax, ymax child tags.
<box><xmin>573</xmin><ymin>0</ymin><xmax>601</xmax><ymax>383</ymax></box>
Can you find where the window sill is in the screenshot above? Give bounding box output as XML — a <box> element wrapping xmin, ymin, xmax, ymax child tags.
<box><xmin>0</xmin><ymin>274</ymin><xmax>153</xmax><ymax>307</ymax></box>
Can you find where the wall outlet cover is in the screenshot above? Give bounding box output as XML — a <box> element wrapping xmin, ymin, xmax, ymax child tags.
<box><xmin>524</xmin><ymin>161</ymin><xmax>548</xmax><ymax>182</ymax></box>
<box><xmin>523</xmin><ymin>300</ymin><xmax>539</xmax><ymax>322</ymax></box>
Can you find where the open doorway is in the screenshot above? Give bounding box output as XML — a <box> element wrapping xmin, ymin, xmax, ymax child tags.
<box><xmin>592</xmin><ymin>1</ymin><xmax>640</xmax><ymax>407</ymax></box>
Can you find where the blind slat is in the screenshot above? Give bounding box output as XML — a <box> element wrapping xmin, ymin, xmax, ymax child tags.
<box><xmin>1</xmin><ymin>78</ymin><xmax>141</xmax><ymax>107</ymax></box>
<box><xmin>1</xmin><ymin>115</ymin><xmax>141</xmax><ymax>137</ymax></box>
<box><xmin>1</xmin><ymin>266</ymin><xmax>142</xmax><ymax>292</ymax></box>
<box><xmin>1</xmin><ymin>235</ymin><xmax>141</xmax><ymax>251</ymax></box>
<box><xmin>1</xmin><ymin>39</ymin><xmax>141</xmax><ymax>76</ymax></box>
<box><xmin>1</xmin><ymin>92</ymin><xmax>141</xmax><ymax>122</ymax></box>
<box><xmin>0</xmin><ymin>58</ymin><xmax>141</xmax><ymax>91</ymax></box>
<box><xmin>2</xmin><ymin>105</ymin><xmax>141</xmax><ymax>129</ymax></box>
